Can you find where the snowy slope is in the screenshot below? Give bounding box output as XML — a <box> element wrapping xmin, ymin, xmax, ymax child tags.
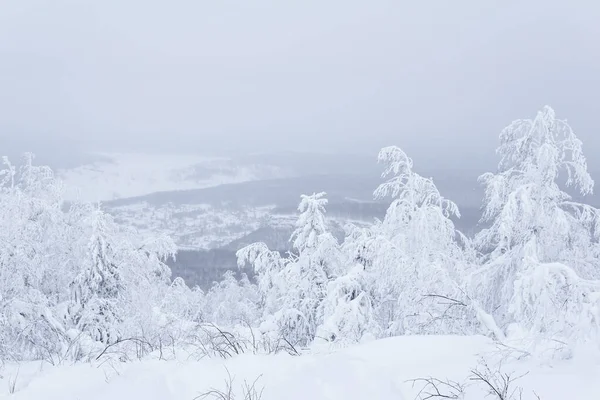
<box><xmin>2</xmin><ymin>336</ymin><xmax>598</xmax><ymax>399</ymax></box>
<box><xmin>58</xmin><ymin>153</ymin><xmax>286</xmax><ymax>202</ymax></box>
<box><xmin>108</xmin><ymin>201</ymin><xmax>276</xmax><ymax>250</ymax></box>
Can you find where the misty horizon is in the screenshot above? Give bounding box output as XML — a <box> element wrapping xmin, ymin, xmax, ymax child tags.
<box><xmin>2</xmin><ymin>1</ymin><xmax>600</xmax><ymax>173</ymax></box>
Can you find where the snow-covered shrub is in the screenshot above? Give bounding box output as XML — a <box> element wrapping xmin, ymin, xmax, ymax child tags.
<box><xmin>318</xmin><ymin>264</ymin><xmax>377</xmax><ymax>345</ymax></box>
<box><xmin>237</xmin><ymin>242</ymin><xmax>287</xmax><ymax>318</ymax></box>
<box><xmin>204</xmin><ymin>271</ymin><xmax>261</xmax><ymax>328</ymax></box>
<box><xmin>161</xmin><ymin>277</ymin><xmax>204</xmax><ymax>324</ymax></box>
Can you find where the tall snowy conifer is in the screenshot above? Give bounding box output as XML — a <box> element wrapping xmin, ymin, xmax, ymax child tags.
<box><xmin>282</xmin><ymin>192</ymin><xmax>340</xmax><ymax>344</ymax></box>
<box><xmin>70</xmin><ymin>207</ymin><xmax>124</xmax><ymax>344</ymax></box>
<box><xmin>238</xmin><ymin>193</ymin><xmax>341</xmax><ymax>346</ymax></box>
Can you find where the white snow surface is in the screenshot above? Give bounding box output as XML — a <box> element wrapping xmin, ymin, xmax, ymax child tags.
<box><xmin>2</xmin><ymin>336</ymin><xmax>598</xmax><ymax>400</ymax></box>
<box><xmin>58</xmin><ymin>153</ymin><xmax>284</xmax><ymax>202</ymax></box>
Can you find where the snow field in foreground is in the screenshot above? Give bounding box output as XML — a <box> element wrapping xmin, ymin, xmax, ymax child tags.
<box><xmin>1</xmin><ymin>336</ymin><xmax>598</xmax><ymax>400</ymax></box>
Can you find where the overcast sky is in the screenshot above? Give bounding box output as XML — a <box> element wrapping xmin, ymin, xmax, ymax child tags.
<box><xmin>1</xmin><ymin>0</ymin><xmax>599</xmax><ymax>170</ymax></box>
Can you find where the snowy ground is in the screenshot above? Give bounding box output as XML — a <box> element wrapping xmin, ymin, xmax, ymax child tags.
<box><xmin>1</xmin><ymin>336</ymin><xmax>598</xmax><ymax>399</ymax></box>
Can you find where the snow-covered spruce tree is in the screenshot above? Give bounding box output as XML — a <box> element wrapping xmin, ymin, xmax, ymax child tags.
<box><xmin>290</xmin><ymin>192</ymin><xmax>343</xmax><ymax>283</ymax></box>
<box><xmin>69</xmin><ymin>207</ymin><xmax>126</xmax><ymax>344</ymax></box>
<box><xmin>65</xmin><ymin>205</ymin><xmax>178</xmax><ymax>350</ymax></box>
<box><xmin>237</xmin><ymin>193</ymin><xmax>341</xmax><ymax>346</ymax></box>
<box><xmin>86</xmin><ymin>221</ymin><xmax>178</xmax><ymax>348</ymax></box>
<box><xmin>473</xmin><ymin>106</ymin><xmax>600</xmax><ymax>354</ymax></box>
<box><xmin>278</xmin><ymin>192</ymin><xmax>342</xmax><ymax>345</ymax></box>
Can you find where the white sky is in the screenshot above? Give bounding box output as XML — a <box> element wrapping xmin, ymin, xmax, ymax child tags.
<box><xmin>1</xmin><ymin>0</ymin><xmax>599</xmax><ymax>169</ymax></box>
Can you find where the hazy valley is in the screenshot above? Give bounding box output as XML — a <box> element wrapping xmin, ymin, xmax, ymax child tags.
<box><xmin>46</xmin><ymin>151</ymin><xmax>489</xmax><ymax>289</ymax></box>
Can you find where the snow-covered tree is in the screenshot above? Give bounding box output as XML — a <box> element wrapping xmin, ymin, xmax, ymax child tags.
<box><xmin>0</xmin><ymin>154</ymin><xmax>180</xmax><ymax>360</ymax></box>
<box><xmin>319</xmin><ymin>147</ymin><xmax>475</xmax><ymax>344</ymax></box>
<box><xmin>292</xmin><ymin>193</ymin><xmax>327</xmax><ymax>249</ymax></box>
<box><xmin>204</xmin><ymin>271</ymin><xmax>260</xmax><ymax>327</ymax></box>
<box><xmin>237</xmin><ymin>242</ymin><xmax>287</xmax><ymax>317</ymax></box>
<box><xmin>160</xmin><ymin>277</ymin><xmax>204</xmax><ymax>324</ymax></box>
<box><xmin>318</xmin><ymin>261</ymin><xmax>376</xmax><ymax>345</ymax></box>
<box><xmin>237</xmin><ymin>193</ymin><xmax>341</xmax><ymax>346</ymax></box>
<box><xmin>318</xmin><ymin>222</ymin><xmax>385</xmax><ymax>344</ymax></box>
<box><xmin>70</xmin><ymin>207</ymin><xmax>125</xmax><ymax>344</ymax></box>
<box><xmin>473</xmin><ymin>106</ymin><xmax>600</xmax><ymax>353</ymax></box>
<box><xmin>372</xmin><ymin>146</ymin><xmax>473</xmax><ymax>336</ymax></box>
<box><xmin>0</xmin><ymin>154</ymin><xmax>73</xmax><ymax>360</ymax></box>
<box><xmin>275</xmin><ymin>193</ymin><xmax>341</xmax><ymax>345</ymax></box>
